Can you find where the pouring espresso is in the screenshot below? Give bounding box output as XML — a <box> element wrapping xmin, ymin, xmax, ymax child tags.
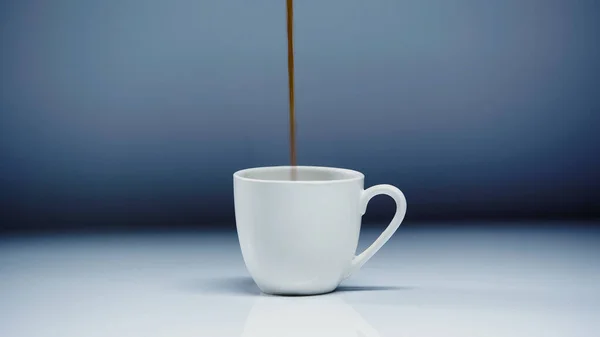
<box><xmin>286</xmin><ymin>0</ymin><xmax>297</xmax><ymax>179</ymax></box>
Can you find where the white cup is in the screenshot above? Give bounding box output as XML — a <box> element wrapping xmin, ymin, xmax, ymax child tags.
<box><xmin>233</xmin><ymin>166</ymin><xmax>407</xmax><ymax>295</ymax></box>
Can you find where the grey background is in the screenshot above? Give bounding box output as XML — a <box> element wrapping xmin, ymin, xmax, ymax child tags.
<box><xmin>1</xmin><ymin>0</ymin><xmax>599</xmax><ymax>231</ymax></box>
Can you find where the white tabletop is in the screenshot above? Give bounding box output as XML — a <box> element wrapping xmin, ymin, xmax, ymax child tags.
<box><xmin>1</xmin><ymin>223</ymin><xmax>599</xmax><ymax>337</ymax></box>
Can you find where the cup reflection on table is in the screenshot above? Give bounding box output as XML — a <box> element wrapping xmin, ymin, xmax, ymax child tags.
<box><xmin>240</xmin><ymin>295</ymin><xmax>381</xmax><ymax>337</ymax></box>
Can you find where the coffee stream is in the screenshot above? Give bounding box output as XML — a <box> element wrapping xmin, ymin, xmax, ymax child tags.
<box><xmin>286</xmin><ymin>0</ymin><xmax>297</xmax><ymax>180</ymax></box>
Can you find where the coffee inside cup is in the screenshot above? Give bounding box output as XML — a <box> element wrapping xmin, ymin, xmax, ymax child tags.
<box><xmin>236</xmin><ymin>166</ymin><xmax>363</xmax><ymax>182</ymax></box>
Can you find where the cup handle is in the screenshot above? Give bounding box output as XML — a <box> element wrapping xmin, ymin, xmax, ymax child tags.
<box><xmin>343</xmin><ymin>184</ymin><xmax>407</xmax><ymax>279</ymax></box>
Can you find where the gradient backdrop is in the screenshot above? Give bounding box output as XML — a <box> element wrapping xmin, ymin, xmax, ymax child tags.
<box><xmin>1</xmin><ymin>0</ymin><xmax>599</xmax><ymax>232</ymax></box>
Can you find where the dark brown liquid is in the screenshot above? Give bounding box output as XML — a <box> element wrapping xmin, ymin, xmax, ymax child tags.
<box><xmin>286</xmin><ymin>0</ymin><xmax>297</xmax><ymax>179</ymax></box>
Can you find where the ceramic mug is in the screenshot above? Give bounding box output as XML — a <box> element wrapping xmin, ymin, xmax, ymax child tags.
<box><xmin>233</xmin><ymin>166</ymin><xmax>407</xmax><ymax>295</ymax></box>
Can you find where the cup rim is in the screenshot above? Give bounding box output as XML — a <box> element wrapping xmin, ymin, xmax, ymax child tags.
<box><xmin>233</xmin><ymin>165</ymin><xmax>364</xmax><ymax>184</ymax></box>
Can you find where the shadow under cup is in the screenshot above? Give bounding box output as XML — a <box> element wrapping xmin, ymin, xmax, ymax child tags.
<box><xmin>233</xmin><ymin>166</ymin><xmax>366</xmax><ymax>295</ymax></box>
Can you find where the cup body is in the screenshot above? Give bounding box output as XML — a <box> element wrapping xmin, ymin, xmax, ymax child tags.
<box><xmin>234</xmin><ymin>166</ymin><xmax>364</xmax><ymax>295</ymax></box>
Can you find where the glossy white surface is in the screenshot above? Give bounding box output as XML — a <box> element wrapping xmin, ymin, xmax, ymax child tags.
<box><xmin>1</xmin><ymin>224</ymin><xmax>599</xmax><ymax>337</ymax></box>
<box><xmin>234</xmin><ymin>166</ymin><xmax>406</xmax><ymax>294</ymax></box>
